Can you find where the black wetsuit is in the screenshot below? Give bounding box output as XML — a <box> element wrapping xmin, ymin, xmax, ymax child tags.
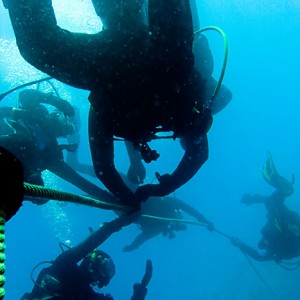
<box><xmin>237</xmin><ymin>191</ymin><xmax>300</xmax><ymax>262</ymax></box>
<box><xmin>6</xmin><ymin>0</ymin><xmax>209</xmax><ymax>205</ymax></box>
<box><xmin>0</xmin><ymin>92</ymin><xmax>114</xmax><ymax>202</ymax></box>
<box><xmin>123</xmin><ymin>196</ymin><xmax>211</xmax><ymax>251</ymax></box>
<box><xmin>20</xmin><ymin>217</ymin><xmax>130</xmax><ymax>300</ymax></box>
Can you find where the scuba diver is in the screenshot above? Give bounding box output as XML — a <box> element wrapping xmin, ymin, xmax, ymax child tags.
<box><xmin>0</xmin><ymin>89</ymin><xmax>115</xmax><ymax>203</ymax></box>
<box><xmin>20</xmin><ymin>214</ymin><xmax>153</xmax><ymax>299</ymax></box>
<box><xmin>122</xmin><ymin>195</ymin><xmax>214</xmax><ymax>252</ymax></box>
<box><xmin>107</xmin><ymin>174</ymin><xmax>214</xmax><ymax>252</ymax></box>
<box><xmin>231</xmin><ymin>153</ymin><xmax>300</xmax><ymax>262</ymax></box>
<box><xmin>4</xmin><ymin>0</ymin><xmax>213</xmax><ymax>209</ymax></box>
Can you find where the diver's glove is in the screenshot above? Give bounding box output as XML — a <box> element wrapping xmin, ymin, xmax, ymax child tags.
<box><xmin>205</xmin><ymin>221</ymin><xmax>215</xmax><ymax>232</ymax></box>
<box><xmin>58</xmin><ymin>143</ymin><xmax>78</xmax><ymax>152</ymax></box>
<box><xmin>127</xmin><ymin>160</ymin><xmax>146</xmax><ymax>184</ymax></box>
<box><xmin>134</xmin><ymin>173</ymin><xmax>176</xmax><ymax>205</ymax></box>
<box><xmin>241</xmin><ymin>193</ymin><xmax>255</xmax><ymax>205</ymax></box>
<box><xmin>123</xmin><ymin>244</ymin><xmax>136</xmax><ymax>252</ymax></box>
<box><xmin>45</xmin><ymin>93</ymin><xmax>75</xmax><ymax>117</ymax></box>
<box><xmin>131</xmin><ymin>260</ymin><xmax>153</xmax><ymax>300</ymax></box>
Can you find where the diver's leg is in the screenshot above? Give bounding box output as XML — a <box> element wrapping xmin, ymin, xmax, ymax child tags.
<box><xmin>5</xmin><ymin>0</ymin><xmax>108</xmax><ymax>90</ymax></box>
<box><xmin>149</xmin><ymin>0</ymin><xmax>194</xmax><ymax>80</ymax></box>
<box><xmin>123</xmin><ymin>231</ymin><xmax>160</xmax><ymax>252</ymax></box>
<box><xmin>92</xmin><ymin>0</ymin><xmax>147</xmax><ymax>31</ymax></box>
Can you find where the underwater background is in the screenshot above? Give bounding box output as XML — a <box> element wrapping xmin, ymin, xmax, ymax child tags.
<box><xmin>0</xmin><ymin>0</ymin><xmax>300</xmax><ymax>299</ymax></box>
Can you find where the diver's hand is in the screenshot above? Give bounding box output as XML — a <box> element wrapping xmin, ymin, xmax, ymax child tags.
<box><xmin>155</xmin><ymin>172</ymin><xmax>175</xmax><ymax>195</ymax></box>
<box><xmin>134</xmin><ymin>185</ymin><xmax>153</xmax><ymax>202</ymax></box>
<box><xmin>65</xmin><ymin>143</ymin><xmax>78</xmax><ymax>152</ymax></box>
<box><xmin>241</xmin><ymin>194</ymin><xmax>255</xmax><ymax>205</ymax></box>
<box><xmin>205</xmin><ymin>221</ymin><xmax>215</xmax><ymax>232</ymax></box>
<box><xmin>119</xmin><ymin>191</ymin><xmax>143</xmax><ymax>211</ymax></box>
<box><xmin>59</xmin><ymin>143</ymin><xmax>78</xmax><ymax>152</ymax></box>
<box><xmin>131</xmin><ymin>283</ymin><xmax>148</xmax><ymax>300</ymax></box>
<box><xmin>123</xmin><ymin>244</ymin><xmax>136</xmax><ymax>252</ymax></box>
<box><xmin>135</xmin><ymin>181</ymin><xmax>174</xmax><ymax>199</ymax></box>
<box><xmin>127</xmin><ymin>160</ymin><xmax>146</xmax><ymax>184</ymax></box>
<box><xmin>47</xmin><ymin>94</ymin><xmax>75</xmax><ymax>117</ymax></box>
<box><xmin>131</xmin><ymin>260</ymin><xmax>152</xmax><ymax>300</ymax></box>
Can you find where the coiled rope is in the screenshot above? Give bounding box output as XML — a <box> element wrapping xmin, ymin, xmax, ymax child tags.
<box><xmin>0</xmin><ymin>212</ymin><xmax>6</xmax><ymax>299</ymax></box>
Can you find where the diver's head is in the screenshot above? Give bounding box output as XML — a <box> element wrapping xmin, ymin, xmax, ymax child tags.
<box><xmin>79</xmin><ymin>249</ymin><xmax>116</xmax><ymax>288</ymax></box>
<box><xmin>47</xmin><ymin>110</ymin><xmax>76</xmax><ymax>138</ymax></box>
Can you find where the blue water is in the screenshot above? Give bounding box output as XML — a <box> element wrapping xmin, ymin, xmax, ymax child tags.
<box><xmin>1</xmin><ymin>1</ymin><xmax>300</xmax><ymax>299</ymax></box>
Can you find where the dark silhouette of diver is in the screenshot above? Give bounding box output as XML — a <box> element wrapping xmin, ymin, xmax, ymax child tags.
<box><xmin>20</xmin><ymin>214</ymin><xmax>153</xmax><ymax>299</ymax></box>
<box><xmin>0</xmin><ymin>89</ymin><xmax>114</xmax><ymax>203</ymax></box>
<box><xmin>231</xmin><ymin>153</ymin><xmax>300</xmax><ymax>262</ymax></box>
<box><xmin>122</xmin><ymin>195</ymin><xmax>214</xmax><ymax>252</ymax></box>
<box><xmin>4</xmin><ymin>0</ymin><xmax>213</xmax><ymax>208</ymax></box>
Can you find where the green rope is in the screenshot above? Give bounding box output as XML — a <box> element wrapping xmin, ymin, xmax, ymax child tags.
<box><xmin>23</xmin><ymin>183</ymin><xmax>212</xmax><ymax>228</ymax></box>
<box><xmin>23</xmin><ymin>183</ymin><xmax>126</xmax><ymax>212</ymax></box>
<box><xmin>194</xmin><ymin>26</ymin><xmax>229</xmax><ymax>107</ymax></box>
<box><xmin>0</xmin><ymin>212</ymin><xmax>6</xmax><ymax>300</ymax></box>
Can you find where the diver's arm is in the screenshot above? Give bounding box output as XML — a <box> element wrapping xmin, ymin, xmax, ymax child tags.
<box><xmin>6</xmin><ymin>0</ymin><xmax>101</xmax><ymax>89</ymax></box>
<box><xmin>57</xmin><ymin>215</ymin><xmax>134</xmax><ymax>264</ymax></box>
<box><xmin>93</xmin><ymin>136</ymin><xmax>135</xmax><ymax>206</ymax></box>
<box><xmin>135</xmin><ymin>134</ymin><xmax>208</xmax><ymax>199</ymax></box>
<box><xmin>48</xmin><ymin>158</ymin><xmax>116</xmax><ymax>203</ymax></box>
<box><xmin>241</xmin><ymin>193</ymin><xmax>270</xmax><ymax>205</ymax></box>
<box><xmin>123</xmin><ymin>228</ymin><xmax>161</xmax><ymax>252</ymax></box>
<box><xmin>170</xmin><ymin>197</ymin><xmax>212</xmax><ymax>224</ymax></box>
<box><xmin>161</xmin><ymin>134</ymin><xmax>208</xmax><ymax>193</ymax></box>
<box><xmin>123</xmin><ymin>232</ymin><xmax>152</xmax><ymax>252</ymax></box>
<box><xmin>231</xmin><ymin>238</ymin><xmax>273</xmax><ymax>262</ymax></box>
<box><xmin>19</xmin><ymin>89</ymin><xmax>75</xmax><ymax>116</ymax></box>
<box><xmin>89</xmin><ymin>109</ymin><xmax>135</xmax><ymax>206</ymax></box>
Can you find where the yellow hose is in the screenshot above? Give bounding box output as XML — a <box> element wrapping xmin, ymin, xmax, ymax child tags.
<box><xmin>194</xmin><ymin>26</ymin><xmax>229</xmax><ymax>106</ymax></box>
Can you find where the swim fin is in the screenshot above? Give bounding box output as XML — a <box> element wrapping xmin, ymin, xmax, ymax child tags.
<box><xmin>263</xmin><ymin>152</ymin><xmax>294</xmax><ymax>196</ymax></box>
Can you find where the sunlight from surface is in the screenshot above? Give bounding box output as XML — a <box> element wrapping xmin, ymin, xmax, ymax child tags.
<box><xmin>53</xmin><ymin>0</ymin><xmax>102</xmax><ymax>33</ymax></box>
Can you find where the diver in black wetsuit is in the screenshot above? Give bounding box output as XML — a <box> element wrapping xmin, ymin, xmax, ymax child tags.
<box><xmin>231</xmin><ymin>153</ymin><xmax>300</xmax><ymax>262</ymax></box>
<box><xmin>4</xmin><ymin>0</ymin><xmax>212</xmax><ymax>209</ymax></box>
<box><xmin>0</xmin><ymin>89</ymin><xmax>114</xmax><ymax>203</ymax></box>
<box><xmin>21</xmin><ymin>214</ymin><xmax>153</xmax><ymax>299</ymax></box>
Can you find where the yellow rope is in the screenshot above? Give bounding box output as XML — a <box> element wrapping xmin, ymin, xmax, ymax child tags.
<box><xmin>0</xmin><ymin>212</ymin><xmax>6</xmax><ymax>300</ymax></box>
<box><xmin>23</xmin><ymin>183</ymin><xmax>210</xmax><ymax>228</ymax></box>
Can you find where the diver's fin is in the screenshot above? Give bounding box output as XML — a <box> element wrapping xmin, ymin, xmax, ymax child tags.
<box><xmin>262</xmin><ymin>151</ymin><xmax>277</xmax><ymax>185</ymax></box>
<box><xmin>262</xmin><ymin>152</ymin><xmax>294</xmax><ymax>196</ymax></box>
